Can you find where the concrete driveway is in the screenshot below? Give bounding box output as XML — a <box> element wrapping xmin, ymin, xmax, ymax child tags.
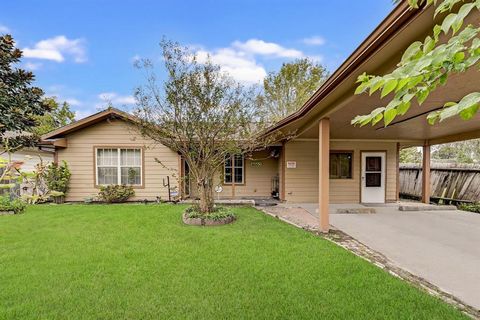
<box><xmin>326</xmin><ymin>206</ymin><xmax>480</xmax><ymax>310</ymax></box>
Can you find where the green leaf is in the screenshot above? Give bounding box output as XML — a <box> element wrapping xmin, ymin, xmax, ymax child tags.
<box><xmin>459</xmin><ymin>103</ymin><xmax>479</xmax><ymax>120</ymax></box>
<box><xmin>372</xmin><ymin>113</ymin><xmax>383</xmax><ymax>126</ymax></box>
<box><xmin>456</xmin><ymin>3</ymin><xmax>476</xmax><ymax>24</ymax></box>
<box><xmin>433</xmin><ymin>25</ymin><xmax>442</xmax><ymax>41</ymax></box>
<box><xmin>355</xmin><ymin>82</ymin><xmax>369</xmax><ymax>95</ymax></box>
<box><xmin>381</xmin><ymin>79</ymin><xmax>398</xmax><ymax>98</ymax></box>
<box><xmin>416</xmin><ymin>89</ymin><xmax>430</xmax><ymax>105</ymax></box>
<box><xmin>396</xmin><ymin>78</ymin><xmax>410</xmax><ymax>92</ymax></box>
<box><xmin>441</xmin><ymin>13</ymin><xmax>457</xmax><ymax>34</ymax></box>
<box><xmin>402</xmin><ymin>92</ymin><xmax>415</xmax><ymax>103</ymax></box>
<box><xmin>427</xmin><ymin>111</ymin><xmax>441</xmax><ymax>125</ymax></box>
<box><xmin>423</xmin><ymin>36</ymin><xmax>436</xmax><ymax>54</ymax></box>
<box><xmin>397</xmin><ymin>101</ymin><xmax>411</xmax><ymax>116</ymax></box>
<box><xmin>408</xmin><ymin>75</ymin><xmax>424</xmax><ymax>88</ymax></box>
<box><xmin>439</xmin><ymin>73</ymin><xmax>448</xmax><ymax>85</ymax></box>
<box><xmin>369</xmin><ymin>78</ymin><xmax>384</xmax><ymax>95</ymax></box>
<box><xmin>384</xmin><ymin>107</ymin><xmax>397</xmax><ymax>126</ymax></box>
<box><xmin>458</xmin><ymin>92</ymin><xmax>480</xmax><ymax>109</ymax></box>
<box><xmin>453</xmin><ymin>52</ymin><xmax>465</xmax><ymax>63</ymax></box>
<box><xmin>401</xmin><ymin>41</ymin><xmax>423</xmax><ymax>62</ymax></box>
<box><xmin>439</xmin><ymin>105</ymin><xmax>459</xmax><ymax>122</ymax></box>
<box><xmin>357</xmin><ymin>72</ymin><xmax>370</xmax><ymax>83</ymax></box>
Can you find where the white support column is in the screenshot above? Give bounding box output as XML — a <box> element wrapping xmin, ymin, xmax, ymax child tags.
<box><xmin>319</xmin><ymin>118</ymin><xmax>330</xmax><ymax>233</ymax></box>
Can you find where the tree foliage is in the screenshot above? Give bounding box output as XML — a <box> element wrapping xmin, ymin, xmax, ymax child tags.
<box><xmin>33</xmin><ymin>97</ymin><xmax>75</xmax><ymax>136</ymax></box>
<box><xmin>258</xmin><ymin>58</ymin><xmax>329</xmax><ymax>122</ymax></box>
<box><xmin>399</xmin><ymin>147</ymin><xmax>422</xmax><ymax>163</ymax></box>
<box><xmin>0</xmin><ymin>34</ymin><xmax>50</xmax><ymax>152</ymax></box>
<box><xmin>432</xmin><ymin>139</ymin><xmax>480</xmax><ymax>163</ymax></box>
<box><xmin>352</xmin><ymin>0</ymin><xmax>480</xmax><ymax>127</ymax></box>
<box><xmin>133</xmin><ymin>39</ymin><xmax>280</xmax><ymax>213</ymax></box>
<box><xmin>400</xmin><ymin>140</ymin><xmax>480</xmax><ymax>164</ymax></box>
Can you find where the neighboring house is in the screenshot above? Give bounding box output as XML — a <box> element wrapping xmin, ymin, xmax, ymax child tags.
<box><xmin>0</xmin><ymin>147</ymin><xmax>54</xmax><ymax>196</ymax></box>
<box><xmin>42</xmin><ymin>2</ymin><xmax>480</xmax><ymax>232</ymax></box>
<box><xmin>0</xmin><ymin>148</ymin><xmax>54</xmax><ymax>172</ymax></box>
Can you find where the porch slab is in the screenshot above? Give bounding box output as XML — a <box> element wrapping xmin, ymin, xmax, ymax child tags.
<box><xmin>262</xmin><ymin>203</ymin><xmax>480</xmax><ymax>311</ymax></box>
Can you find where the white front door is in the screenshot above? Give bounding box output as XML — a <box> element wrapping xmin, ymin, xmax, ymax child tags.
<box><xmin>361</xmin><ymin>152</ymin><xmax>386</xmax><ymax>203</ymax></box>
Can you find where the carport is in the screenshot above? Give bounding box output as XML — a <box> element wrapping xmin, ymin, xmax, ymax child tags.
<box><xmin>265</xmin><ymin>2</ymin><xmax>480</xmax><ymax>234</ymax></box>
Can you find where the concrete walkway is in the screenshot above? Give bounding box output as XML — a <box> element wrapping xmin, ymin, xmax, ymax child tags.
<box><xmin>263</xmin><ymin>203</ymin><xmax>480</xmax><ymax>311</ymax></box>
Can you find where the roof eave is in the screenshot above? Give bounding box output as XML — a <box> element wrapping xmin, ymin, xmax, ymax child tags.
<box><xmin>41</xmin><ymin>108</ymin><xmax>137</xmax><ymax>140</ymax></box>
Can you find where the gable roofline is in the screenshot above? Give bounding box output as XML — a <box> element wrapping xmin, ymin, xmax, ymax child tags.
<box><xmin>263</xmin><ymin>1</ymin><xmax>426</xmax><ymax>136</ymax></box>
<box><xmin>41</xmin><ymin>107</ymin><xmax>137</xmax><ymax>140</ymax></box>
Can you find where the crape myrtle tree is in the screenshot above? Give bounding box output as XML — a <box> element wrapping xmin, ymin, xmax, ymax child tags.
<box><xmin>352</xmin><ymin>0</ymin><xmax>480</xmax><ymax>127</ymax></box>
<box><xmin>0</xmin><ymin>34</ymin><xmax>50</xmax><ymax>153</ymax></box>
<box><xmin>133</xmin><ymin>39</ymin><xmax>280</xmax><ymax>214</ymax></box>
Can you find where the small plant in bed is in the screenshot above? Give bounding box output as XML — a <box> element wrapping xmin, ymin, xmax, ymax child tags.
<box><xmin>0</xmin><ymin>196</ymin><xmax>27</xmax><ymax>215</ymax></box>
<box><xmin>183</xmin><ymin>206</ymin><xmax>236</xmax><ymax>226</ymax></box>
<box><xmin>98</xmin><ymin>185</ymin><xmax>135</xmax><ymax>203</ymax></box>
<box><xmin>458</xmin><ymin>202</ymin><xmax>480</xmax><ymax>214</ymax></box>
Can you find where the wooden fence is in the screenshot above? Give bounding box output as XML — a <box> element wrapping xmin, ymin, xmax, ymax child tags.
<box><xmin>399</xmin><ymin>164</ymin><xmax>480</xmax><ymax>203</ymax></box>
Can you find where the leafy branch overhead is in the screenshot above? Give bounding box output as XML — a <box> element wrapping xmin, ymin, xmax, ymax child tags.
<box><xmin>352</xmin><ymin>0</ymin><xmax>480</xmax><ymax>127</ymax></box>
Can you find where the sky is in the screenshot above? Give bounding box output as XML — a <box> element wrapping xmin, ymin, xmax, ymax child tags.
<box><xmin>1</xmin><ymin>0</ymin><xmax>394</xmax><ymax>119</ymax></box>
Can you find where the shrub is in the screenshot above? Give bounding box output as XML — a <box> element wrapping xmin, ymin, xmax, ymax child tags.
<box><xmin>458</xmin><ymin>202</ymin><xmax>480</xmax><ymax>213</ymax></box>
<box><xmin>45</xmin><ymin>161</ymin><xmax>71</xmax><ymax>202</ymax></box>
<box><xmin>0</xmin><ymin>196</ymin><xmax>27</xmax><ymax>214</ymax></box>
<box><xmin>185</xmin><ymin>206</ymin><xmax>235</xmax><ymax>220</ymax></box>
<box><xmin>98</xmin><ymin>185</ymin><xmax>135</xmax><ymax>203</ymax></box>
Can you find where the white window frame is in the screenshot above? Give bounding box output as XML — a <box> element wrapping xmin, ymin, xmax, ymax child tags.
<box><xmin>95</xmin><ymin>147</ymin><xmax>143</xmax><ymax>186</ymax></box>
<box><xmin>224</xmin><ymin>154</ymin><xmax>244</xmax><ymax>184</ymax></box>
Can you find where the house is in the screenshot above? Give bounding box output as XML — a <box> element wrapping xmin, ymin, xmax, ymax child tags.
<box><xmin>41</xmin><ymin>108</ymin><xmax>282</xmax><ymax>202</ymax></box>
<box><xmin>42</xmin><ymin>2</ymin><xmax>480</xmax><ymax>232</ymax></box>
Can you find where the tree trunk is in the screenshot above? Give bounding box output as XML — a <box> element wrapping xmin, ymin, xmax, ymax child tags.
<box><xmin>197</xmin><ymin>178</ymin><xmax>214</xmax><ymax>214</ymax></box>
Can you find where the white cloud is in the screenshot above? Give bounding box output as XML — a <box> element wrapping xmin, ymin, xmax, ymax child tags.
<box><xmin>23</xmin><ymin>62</ymin><xmax>42</xmax><ymax>71</ymax></box>
<box><xmin>44</xmin><ymin>85</ymin><xmax>83</xmax><ymax>107</ymax></box>
<box><xmin>65</xmin><ymin>98</ymin><xmax>82</xmax><ymax>106</ymax></box>
<box><xmin>302</xmin><ymin>36</ymin><xmax>326</xmax><ymax>46</ymax></box>
<box><xmin>196</xmin><ymin>48</ymin><xmax>267</xmax><ymax>84</ymax></box>
<box><xmin>232</xmin><ymin>39</ymin><xmax>304</xmax><ymax>58</ymax></box>
<box><xmin>23</xmin><ymin>35</ymin><xmax>87</xmax><ymax>63</ymax></box>
<box><xmin>308</xmin><ymin>54</ymin><xmax>324</xmax><ymax>63</ymax></box>
<box><xmin>0</xmin><ymin>25</ymin><xmax>10</xmax><ymax>33</ymax></box>
<box><xmin>97</xmin><ymin>92</ymin><xmax>136</xmax><ymax>107</ymax></box>
<box><xmin>193</xmin><ymin>39</ymin><xmax>308</xmax><ymax>84</ymax></box>
<box><xmin>74</xmin><ymin>109</ymin><xmax>95</xmax><ymax>120</ymax></box>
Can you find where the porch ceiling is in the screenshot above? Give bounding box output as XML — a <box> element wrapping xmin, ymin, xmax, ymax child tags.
<box><xmin>299</xmin><ymin>66</ymin><xmax>480</xmax><ymax>144</ymax></box>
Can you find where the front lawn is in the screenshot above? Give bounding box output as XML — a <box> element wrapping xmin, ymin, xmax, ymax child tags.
<box><xmin>0</xmin><ymin>204</ymin><xmax>466</xmax><ymax>319</ymax></box>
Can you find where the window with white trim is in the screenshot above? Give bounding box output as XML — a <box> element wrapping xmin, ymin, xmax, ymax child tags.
<box><xmin>224</xmin><ymin>154</ymin><xmax>244</xmax><ymax>184</ymax></box>
<box><xmin>96</xmin><ymin>148</ymin><xmax>142</xmax><ymax>186</ymax></box>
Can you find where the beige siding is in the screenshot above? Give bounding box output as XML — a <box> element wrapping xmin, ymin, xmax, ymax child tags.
<box><xmin>219</xmin><ymin>150</ymin><xmax>279</xmax><ymax>199</ymax></box>
<box><xmin>284</xmin><ymin>140</ymin><xmax>398</xmax><ymax>203</ymax></box>
<box><xmin>188</xmin><ymin>150</ymin><xmax>279</xmax><ymax>199</ymax></box>
<box><xmin>57</xmin><ymin>119</ymin><xmax>179</xmax><ymax>202</ymax></box>
<box><xmin>284</xmin><ymin>141</ymin><xmax>319</xmax><ymax>202</ymax></box>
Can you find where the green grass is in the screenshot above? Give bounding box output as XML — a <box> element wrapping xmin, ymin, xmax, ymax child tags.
<box><xmin>0</xmin><ymin>204</ymin><xmax>466</xmax><ymax>319</ymax></box>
